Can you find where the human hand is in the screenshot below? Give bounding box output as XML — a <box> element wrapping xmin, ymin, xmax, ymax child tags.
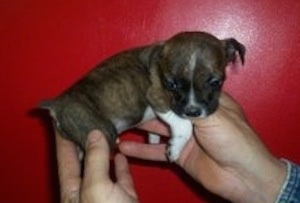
<box><xmin>56</xmin><ymin>130</ymin><xmax>138</xmax><ymax>203</ymax></box>
<box><xmin>119</xmin><ymin>93</ymin><xmax>286</xmax><ymax>203</ymax></box>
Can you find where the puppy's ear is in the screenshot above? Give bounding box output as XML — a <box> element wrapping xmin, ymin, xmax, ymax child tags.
<box><xmin>222</xmin><ymin>38</ymin><xmax>246</xmax><ymax>65</ymax></box>
<box><xmin>139</xmin><ymin>42</ymin><xmax>164</xmax><ymax>67</ymax></box>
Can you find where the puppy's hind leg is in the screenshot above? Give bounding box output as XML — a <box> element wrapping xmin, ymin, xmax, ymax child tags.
<box><xmin>51</xmin><ymin>102</ymin><xmax>118</xmax><ymax>151</ymax></box>
<box><xmin>148</xmin><ymin>133</ymin><xmax>161</xmax><ymax>144</ymax></box>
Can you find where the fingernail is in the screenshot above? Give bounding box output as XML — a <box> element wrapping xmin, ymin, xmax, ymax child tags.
<box><xmin>116</xmin><ymin>138</ymin><xmax>120</xmax><ymax>144</ymax></box>
<box><xmin>87</xmin><ymin>130</ymin><xmax>102</xmax><ymax>145</ymax></box>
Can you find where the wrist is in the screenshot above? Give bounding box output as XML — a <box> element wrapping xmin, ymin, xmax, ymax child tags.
<box><xmin>235</xmin><ymin>157</ymin><xmax>287</xmax><ymax>203</ymax></box>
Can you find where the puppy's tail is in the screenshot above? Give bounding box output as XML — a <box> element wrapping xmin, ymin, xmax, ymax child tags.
<box><xmin>38</xmin><ymin>100</ymin><xmax>54</xmax><ymax>110</ymax></box>
<box><xmin>38</xmin><ymin>100</ymin><xmax>58</xmax><ymax>122</ymax></box>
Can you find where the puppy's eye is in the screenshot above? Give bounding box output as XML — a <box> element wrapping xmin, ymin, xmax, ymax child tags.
<box><xmin>165</xmin><ymin>80</ymin><xmax>178</xmax><ymax>91</ymax></box>
<box><xmin>208</xmin><ymin>77</ymin><xmax>223</xmax><ymax>89</ymax></box>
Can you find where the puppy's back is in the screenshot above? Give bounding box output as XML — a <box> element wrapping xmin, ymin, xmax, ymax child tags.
<box><xmin>40</xmin><ymin>47</ymin><xmax>153</xmax><ymax>149</ymax></box>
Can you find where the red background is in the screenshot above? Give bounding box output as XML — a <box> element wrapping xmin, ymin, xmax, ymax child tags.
<box><xmin>1</xmin><ymin>0</ymin><xmax>300</xmax><ymax>202</ymax></box>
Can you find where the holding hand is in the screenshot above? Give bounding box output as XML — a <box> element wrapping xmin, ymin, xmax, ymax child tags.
<box><xmin>55</xmin><ymin>92</ymin><xmax>287</xmax><ymax>203</ymax></box>
<box><xmin>119</xmin><ymin>93</ymin><xmax>287</xmax><ymax>203</ymax></box>
<box><xmin>56</xmin><ymin>130</ymin><xmax>138</xmax><ymax>203</ymax></box>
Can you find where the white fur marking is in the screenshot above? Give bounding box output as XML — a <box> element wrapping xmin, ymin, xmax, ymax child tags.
<box><xmin>113</xmin><ymin>107</ymin><xmax>156</xmax><ymax>134</ymax></box>
<box><xmin>200</xmin><ymin>109</ymin><xmax>208</xmax><ymax>118</ymax></box>
<box><xmin>188</xmin><ymin>52</ymin><xmax>197</xmax><ymax>75</ymax></box>
<box><xmin>188</xmin><ymin>87</ymin><xmax>197</xmax><ymax>106</ymax></box>
<box><xmin>157</xmin><ymin>111</ymin><xmax>193</xmax><ymax>161</ymax></box>
<box><xmin>138</xmin><ymin>106</ymin><xmax>158</xmax><ymax>143</ymax></box>
<box><xmin>148</xmin><ymin>133</ymin><xmax>161</xmax><ymax>144</ymax></box>
<box><xmin>186</xmin><ymin>52</ymin><xmax>209</xmax><ymax>118</ymax></box>
<box><xmin>187</xmin><ymin>52</ymin><xmax>199</xmax><ymax>107</ymax></box>
<box><xmin>112</xmin><ymin>119</ymin><xmax>130</xmax><ymax>134</ymax></box>
<box><xmin>140</xmin><ymin>106</ymin><xmax>156</xmax><ymax>123</ymax></box>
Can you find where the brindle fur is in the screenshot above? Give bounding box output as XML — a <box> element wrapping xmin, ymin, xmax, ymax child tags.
<box><xmin>41</xmin><ymin>31</ymin><xmax>245</xmax><ymax>150</ymax></box>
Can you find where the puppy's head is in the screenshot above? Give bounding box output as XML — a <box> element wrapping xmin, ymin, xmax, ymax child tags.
<box><xmin>157</xmin><ymin>32</ymin><xmax>245</xmax><ymax>118</ymax></box>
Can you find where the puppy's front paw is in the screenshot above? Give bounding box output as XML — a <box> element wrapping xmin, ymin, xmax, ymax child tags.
<box><xmin>156</xmin><ymin>110</ymin><xmax>193</xmax><ymax>162</ymax></box>
<box><xmin>166</xmin><ymin>143</ymin><xmax>180</xmax><ymax>162</ymax></box>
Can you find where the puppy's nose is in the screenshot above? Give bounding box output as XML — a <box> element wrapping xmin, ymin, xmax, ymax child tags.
<box><xmin>184</xmin><ymin>106</ymin><xmax>202</xmax><ymax>117</ymax></box>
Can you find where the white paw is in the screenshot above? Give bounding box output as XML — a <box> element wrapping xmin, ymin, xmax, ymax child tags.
<box><xmin>166</xmin><ymin>135</ymin><xmax>190</xmax><ymax>162</ymax></box>
<box><xmin>167</xmin><ymin>144</ymin><xmax>180</xmax><ymax>162</ymax></box>
<box><xmin>156</xmin><ymin>110</ymin><xmax>193</xmax><ymax>162</ymax></box>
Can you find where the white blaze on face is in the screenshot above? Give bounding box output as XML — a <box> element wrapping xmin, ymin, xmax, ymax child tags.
<box><xmin>187</xmin><ymin>52</ymin><xmax>198</xmax><ymax>107</ymax></box>
<box><xmin>186</xmin><ymin>52</ymin><xmax>207</xmax><ymax>118</ymax></box>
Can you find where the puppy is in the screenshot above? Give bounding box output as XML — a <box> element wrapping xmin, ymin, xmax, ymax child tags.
<box><xmin>41</xmin><ymin>31</ymin><xmax>245</xmax><ymax>161</ymax></box>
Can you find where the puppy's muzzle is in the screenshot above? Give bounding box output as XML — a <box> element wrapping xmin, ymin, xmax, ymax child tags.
<box><xmin>184</xmin><ymin>105</ymin><xmax>203</xmax><ymax>117</ymax></box>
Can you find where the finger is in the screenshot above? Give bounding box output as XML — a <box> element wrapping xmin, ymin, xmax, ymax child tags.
<box><xmin>115</xmin><ymin>153</ymin><xmax>137</xmax><ymax>198</ymax></box>
<box><xmin>119</xmin><ymin>141</ymin><xmax>167</xmax><ymax>161</ymax></box>
<box><xmin>137</xmin><ymin>119</ymin><xmax>170</xmax><ymax>137</ymax></box>
<box><xmin>82</xmin><ymin>130</ymin><xmax>110</xmax><ymax>187</ymax></box>
<box><xmin>55</xmin><ymin>130</ymin><xmax>81</xmax><ymax>202</ymax></box>
<box><xmin>192</xmin><ymin>92</ymin><xmax>244</xmax><ymax>128</ymax></box>
<box><xmin>219</xmin><ymin>92</ymin><xmax>245</xmax><ymax>118</ymax></box>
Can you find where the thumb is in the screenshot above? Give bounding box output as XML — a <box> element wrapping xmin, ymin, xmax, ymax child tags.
<box><xmin>115</xmin><ymin>154</ymin><xmax>138</xmax><ymax>198</ymax></box>
<box><xmin>82</xmin><ymin>130</ymin><xmax>111</xmax><ymax>187</ymax></box>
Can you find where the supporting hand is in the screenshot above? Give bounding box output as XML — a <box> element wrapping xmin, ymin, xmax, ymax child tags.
<box><xmin>56</xmin><ymin>130</ymin><xmax>138</xmax><ymax>203</ymax></box>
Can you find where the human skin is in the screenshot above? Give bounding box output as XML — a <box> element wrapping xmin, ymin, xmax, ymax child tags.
<box><xmin>120</xmin><ymin>93</ymin><xmax>287</xmax><ymax>203</ymax></box>
<box><xmin>56</xmin><ymin>93</ymin><xmax>286</xmax><ymax>203</ymax></box>
<box><xmin>55</xmin><ymin>130</ymin><xmax>138</xmax><ymax>203</ymax></box>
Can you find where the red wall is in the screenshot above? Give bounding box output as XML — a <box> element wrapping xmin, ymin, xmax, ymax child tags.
<box><xmin>1</xmin><ymin>0</ymin><xmax>300</xmax><ymax>202</ymax></box>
